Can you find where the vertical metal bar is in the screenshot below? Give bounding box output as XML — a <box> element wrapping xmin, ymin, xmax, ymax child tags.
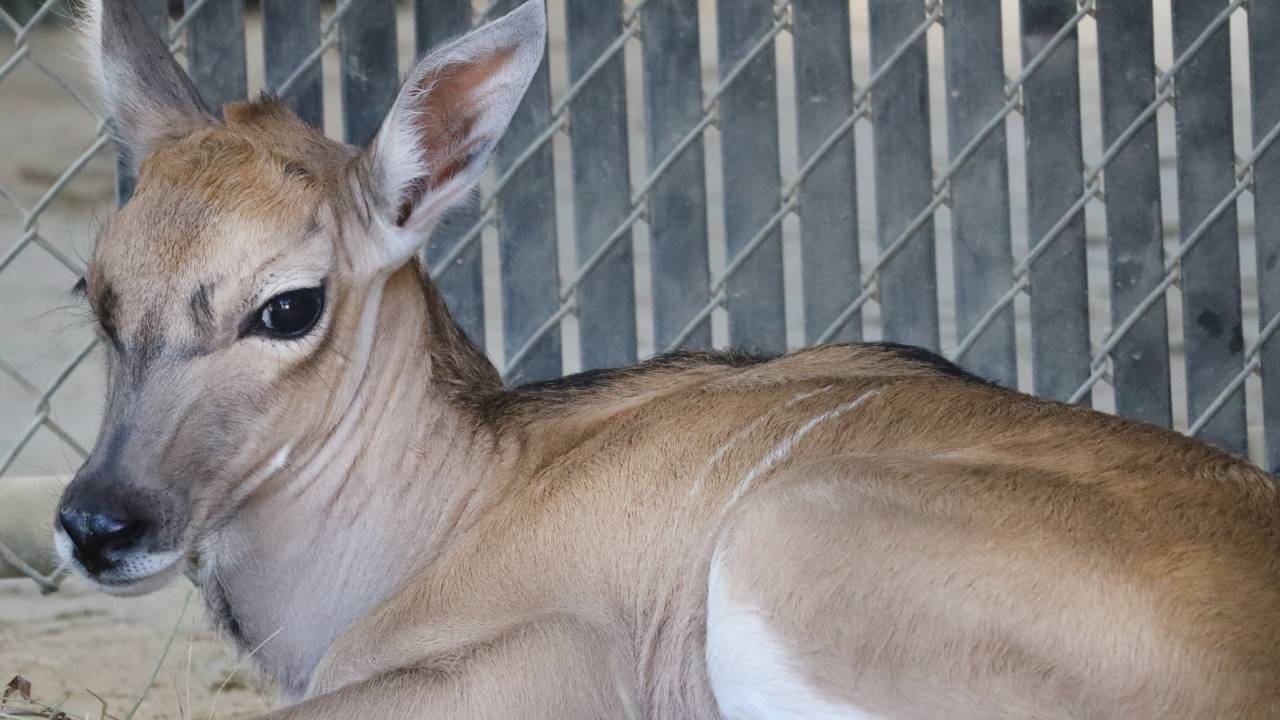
<box><xmin>491</xmin><ymin>0</ymin><xmax>560</xmax><ymax>382</ymax></box>
<box><xmin>1096</xmin><ymin>1</ymin><xmax>1171</xmax><ymax>427</ymax></box>
<box><xmin>263</xmin><ymin>0</ymin><xmax>323</xmax><ymax>128</ymax></box>
<box><xmin>1171</xmin><ymin>0</ymin><xmax>1246</xmax><ymax>454</ymax></box>
<box><xmin>565</xmin><ymin>0</ymin><xmax>635</xmax><ymax>369</ymax></box>
<box><xmin>1020</xmin><ymin>0</ymin><xmax>1088</xmax><ymax>403</ymax></box>
<box><xmin>115</xmin><ymin>0</ymin><xmax>169</xmax><ymax>205</ymax></box>
<box><xmin>868</xmin><ymin>0</ymin><xmax>938</xmax><ymax>351</ymax></box>
<box><xmin>943</xmin><ymin>0</ymin><xmax>1014</xmax><ymax>385</ymax></box>
<box><xmin>642</xmin><ymin>0</ymin><xmax>711</xmax><ymax>351</ymax></box>
<box><xmin>415</xmin><ymin>0</ymin><xmax>471</xmax><ymax>49</ymax></box>
<box><xmin>717</xmin><ymin>0</ymin><xmax>785</xmax><ymax>353</ymax></box>
<box><xmin>1251</xmin><ymin>0</ymin><xmax>1280</xmax><ymax>471</ymax></box>
<box><xmin>340</xmin><ymin>0</ymin><xmax>399</xmax><ymax>146</ymax></box>
<box><xmin>183</xmin><ymin>0</ymin><xmax>247</xmax><ymax>113</ymax></box>
<box><xmin>793</xmin><ymin>0</ymin><xmax>859</xmax><ymax>344</ymax></box>
<box><xmin>416</xmin><ymin>0</ymin><xmax>486</xmax><ymax>350</ymax></box>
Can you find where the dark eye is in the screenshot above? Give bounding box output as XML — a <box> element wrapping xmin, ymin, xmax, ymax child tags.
<box><xmin>251</xmin><ymin>286</ymin><xmax>324</xmax><ymax>339</ymax></box>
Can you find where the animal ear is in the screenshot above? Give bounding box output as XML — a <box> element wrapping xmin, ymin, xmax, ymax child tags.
<box><xmin>367</xmin><ymin>0</ymin><xmax>546</xmax><ymax>262</ymax></box>
<box><xmin>81</xmin><ymin>0</ymin><xmax>213</xmax><ymax>172</ymax></box>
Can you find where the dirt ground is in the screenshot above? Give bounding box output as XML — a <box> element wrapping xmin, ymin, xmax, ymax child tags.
<box><xmin>1</xmin><ymin>578</ymin><xmax>274</xmax><ymax>719</ymax></box>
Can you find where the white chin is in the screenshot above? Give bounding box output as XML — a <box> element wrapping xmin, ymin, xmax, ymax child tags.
<box><xmin>53</xmin><ymin>530</ymin><xmax>183</xmax><ymax>597</ymax></box>
<box><xmin>92</xmin><ymin>565</ymin><xmax>181</xmax><ymax>597</ymax></box>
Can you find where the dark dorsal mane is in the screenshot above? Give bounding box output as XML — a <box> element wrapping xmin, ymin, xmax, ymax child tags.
<box><xmin>466</xmin><ymin>348</ymin><xmax>773</xmax><ymax>427</ymax></box>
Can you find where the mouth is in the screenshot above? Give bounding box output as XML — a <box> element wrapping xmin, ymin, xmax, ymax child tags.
<box><xmin>53</xmin><ymin>529</ymin><xmax>184</xmax><ymax>597</ymax></box>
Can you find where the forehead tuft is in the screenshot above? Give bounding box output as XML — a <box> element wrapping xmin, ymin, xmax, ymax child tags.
<box><xmin>135</xmin><ymin>97</ymin><xmax>351</xmax><ymax>211</ymax></box>
<box><xmin>89</xmin><ymin>98</ymin><xmax>347</xmax><ymax>313</ymax></box>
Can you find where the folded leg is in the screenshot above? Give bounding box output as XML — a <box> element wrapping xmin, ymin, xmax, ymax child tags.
<box><xmin>264</xmin><ymin>622</ymin><xmax>629</xmax><ymax>720</ymax></box>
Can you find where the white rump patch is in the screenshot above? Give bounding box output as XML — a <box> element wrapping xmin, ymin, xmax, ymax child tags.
<box><xmin>706</xmin><ymin>548</ymin><xmax>889</xmax><ymax>720</ymax></box>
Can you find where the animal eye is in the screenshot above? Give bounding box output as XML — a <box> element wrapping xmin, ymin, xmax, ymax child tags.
<box><xmin>252</xmin><ymin>287</ymin><xmax>324</xmax><ymax>339</ymax></box>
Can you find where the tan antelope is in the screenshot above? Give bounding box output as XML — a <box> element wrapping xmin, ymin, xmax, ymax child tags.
<box><xmin>52</xmin><ymin>0</ymin><xmax>1280</xmax><ymax>717</ymax></box>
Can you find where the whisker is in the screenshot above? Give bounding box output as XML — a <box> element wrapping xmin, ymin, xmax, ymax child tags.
<box><xmin>122</xmin><ymin>588</ymin><xmax>193</xmax><ymax>720</ymax></box>
<box><xmin>206</xmin><ymin>625</ymin><xmax>283</xmax><ymax>720</ymax></box>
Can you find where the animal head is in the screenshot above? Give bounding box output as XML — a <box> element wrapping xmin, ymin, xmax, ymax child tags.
<box><xmin>55</xmin><ymin>0</ymin><xmax>545</xmax><ymax>594</ymax></box>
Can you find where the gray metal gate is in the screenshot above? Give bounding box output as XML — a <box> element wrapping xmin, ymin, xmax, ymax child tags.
<box><xmin>1</xmin><ymin>0</ymin><xmax>1277</xmax><ymax>591</ymax></box>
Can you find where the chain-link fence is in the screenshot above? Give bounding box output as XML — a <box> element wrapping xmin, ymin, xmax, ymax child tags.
<box><xmin>1</xmin><ymin>0</ymin><xmax>1277</xmax><ymax>592</ymax></box>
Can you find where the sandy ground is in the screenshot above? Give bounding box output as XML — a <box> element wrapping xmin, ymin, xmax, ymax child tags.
<box><xmin>0</xmin><ymin>1</ymin><xmax>1268</xmax><ymax>717</ymax></box>
<box><xmin>1</xmin><ymin>578</ymin><xmax>274</xmax><ymax>719</ymax></box>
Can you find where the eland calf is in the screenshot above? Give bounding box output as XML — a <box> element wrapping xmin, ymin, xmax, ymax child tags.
<box><xmin>55</xmin><ymin>1</ymin><xmax>1280</xmax><ymax>717</ymax></box>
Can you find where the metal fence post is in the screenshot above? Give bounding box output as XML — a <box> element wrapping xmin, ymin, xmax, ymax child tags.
<box><xmin>943</xmin><ymin>0</ymin><xmax>1015</xmax><ymax>386</ymax></box>
<box><xmin>1250</xmin><ymin>0</ymin><xmax>1280</xmax><ymax>472</ymax></box>
<box><xmin>1096</xmin><ymin>0</ymin><xmax>1172</xmax><ymax>427</ymax></box>
<box><xmin>263</xmin><ymin>0</ymin><xmax>323</xmax><ymax>128</ymax></box>
<box><xmin>717</xmin><ymin>0</ymin><xmax>786</xmax><ymax>353</ymax></box>
<box><xmin>642</xmin><ymin>0</ymin><xmax>712</xmax><ymax>352</ymax></box>
<box><xmin>1021</xmin><ymin>0</ymin><xmax>1090</xmax><ymax>403</ymax></box>
<box><xmin>565</xmin><ymin>0</ymin><xmax>636</xmax><ymax>369</ymax></box>
<box><xmin>793</xmin><ymin>0</ymin><xmax>860</xmax><ymax>346</ymax></box>
<box><xmin>868</xmin><ymin>0</ymin><xmax>939</xmax><ymax>351</ymax></box>
<box><xmin>1171</xmin><ymin>0</ymin><xmax>1247</xmax><ymax>455</ymax></box>
<box><xmin>340</xmin><ymin>0</ymin><xmax>398</xmax><ymax>147</ymax></box>
<box><xmin>183</xmin><ymin>0</ymin><xmax>247</xmax><ymax>115</ymax></box>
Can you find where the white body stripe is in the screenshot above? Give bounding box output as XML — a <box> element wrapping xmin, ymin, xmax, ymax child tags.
<box><xmin>706</xmin><ymin>547</ymin><xmax>890</xmax><ymax>720</ymax></box>
<box><xmin>691</xmin><ymin>385</ymin><xmax>834</xmax><ymax>496</ymax></box>
<box><xmin>728</xmin><ymin>390</ymin><xmax>879</xmax><ymax>505</ymax></box>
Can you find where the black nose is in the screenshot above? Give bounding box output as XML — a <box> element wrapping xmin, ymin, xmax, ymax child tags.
<box><xmin>58</xmin><ymin>507</ymin><xmax>146</xmax><ymax>575</ymax></box>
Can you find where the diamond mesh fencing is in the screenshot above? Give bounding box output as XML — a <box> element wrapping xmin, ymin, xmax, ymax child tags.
<box><xmin>1</xmin><ymin>0</ymin><xmax>1276</xmax><ymax>591</ymax></box>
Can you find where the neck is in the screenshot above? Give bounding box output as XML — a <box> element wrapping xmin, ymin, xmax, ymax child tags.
<box><xmin>197</xmin><ymin>263</ymin><xmax>507</xmax><ymax>699</ymax></box>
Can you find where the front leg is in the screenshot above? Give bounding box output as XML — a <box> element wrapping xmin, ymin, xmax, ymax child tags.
<box><xmin>262</xmin><ymin>623</ymin><xmax>632</xmax><ymax>719</ymax></box>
